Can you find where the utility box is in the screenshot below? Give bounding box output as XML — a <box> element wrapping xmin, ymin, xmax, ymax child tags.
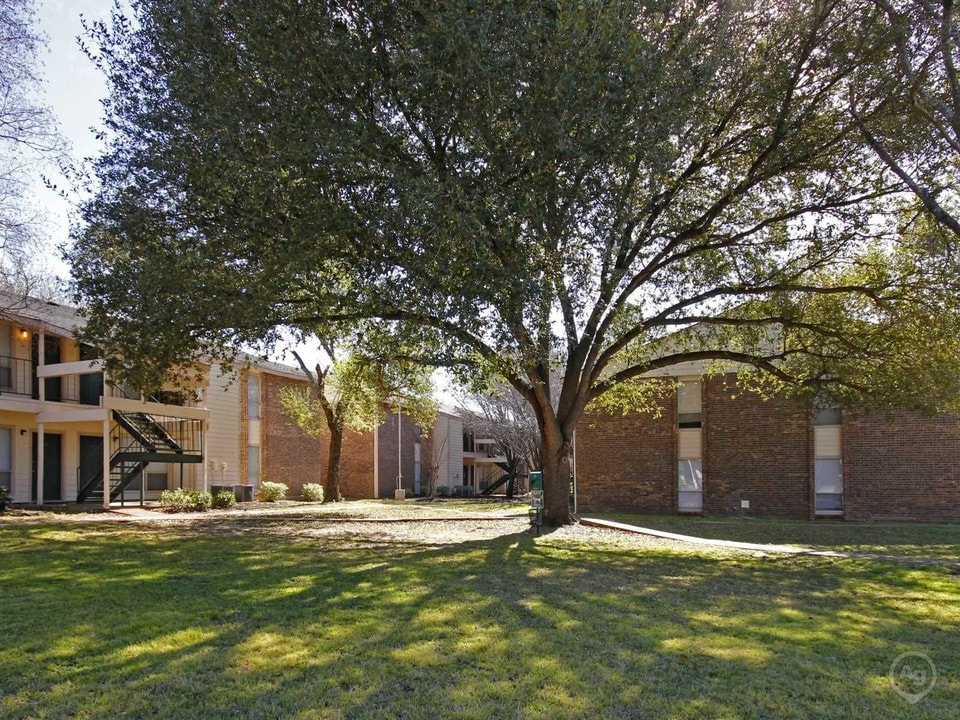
<box><xmin>529</xmin><ymin>471</ymin><xmax>543</xmax><ymax>492</ymax></box>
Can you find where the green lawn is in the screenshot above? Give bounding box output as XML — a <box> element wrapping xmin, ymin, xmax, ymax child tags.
<box><xmin>1</xmin><ymin>517</ymin><xmax>957</xmax><ymax>719</ymax></box>
<box><xmin>589</xmin><ymin>513</ymin><xmax>960</xmax><ymax>561</ymax></box>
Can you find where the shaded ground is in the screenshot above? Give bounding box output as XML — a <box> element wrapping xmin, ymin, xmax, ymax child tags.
<box><xmin>0</xmin><ymin>498</ymin><xmax>530</xmax><ymax>525</ymax></box>
<box><xmin>0</xmin><ymin>510</ymin><xmax>957</xmax><ymax>719</ymax></box>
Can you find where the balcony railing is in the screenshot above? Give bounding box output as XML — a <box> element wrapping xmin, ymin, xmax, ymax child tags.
<box><xmin>0</xmin><ymin>355</ymin><xmax>198</xmax><ymax>410</ymax></box>
<box><xmin>0</xmin><ymin>355</ymin><xmax>33</xmax><ymax>398</ymax></box>
<box><xmin>0</xmin><ymin>354</ymin><xmax>104</xmax><ymax>406</ymax></box>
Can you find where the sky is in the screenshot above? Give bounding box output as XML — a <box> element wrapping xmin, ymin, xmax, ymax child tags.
<box><xmin>30</xmin><ymin>0</ymin><xmax>113</xmax><ymax>280</ymax></box>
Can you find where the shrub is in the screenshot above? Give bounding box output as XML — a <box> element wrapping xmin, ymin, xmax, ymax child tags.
<box><xmin>159</xmin><ymin>488</ymin><xmax>212</xmax><ymax>513</ymax></box>
<box><xmin>212</xmin><ymin>490</ymin><xmax>237</xmax><ymax>509</ymax></box>
<box><xmin>302</xmin><ymin>483</ymin><xmax>324</xmax><ymax>502</ymax></box>
<box><xmin>256</xmin><ymin>481</ymin><xmax>288</xmax><ymax>502</ymax></box>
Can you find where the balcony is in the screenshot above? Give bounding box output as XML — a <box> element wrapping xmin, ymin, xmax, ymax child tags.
<box><xmin>0</xmin><ymin>355</ymin><xmax>105</xmax><ymax>406</ymax></box>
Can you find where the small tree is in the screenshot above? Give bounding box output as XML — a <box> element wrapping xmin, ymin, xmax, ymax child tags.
<box><xmin>280</xmin><ymin>336</ymin><xmax>437</xmax><ymax>502</ymax></box>
<box><xmin>420</xmin><ymin>431</ymin><xmax>447</xmax><ymax>500</ymax></box>
<box><xmin>457</xmin><ymin>382</ymin><xmax>542</xmax><ymax>498</ymax></box>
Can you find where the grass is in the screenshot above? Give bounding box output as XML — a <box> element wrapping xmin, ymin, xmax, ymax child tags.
<box><xmin>1</xmin><ymin>515</ymin><xmax>958</xmax><ymax>719</ymax></box>
<box><xmin>589</xmin><ymin>513</ymin><xmax>960</xmax><ymax>561</ymax></box>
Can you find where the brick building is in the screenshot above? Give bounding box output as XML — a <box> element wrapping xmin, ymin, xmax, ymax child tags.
<box><xmin>576</xmin><ymin>370</ymin><xmax>960</xmax><ymax>522</ymax></box>
<box><xmin>231</xmin><ymin>363</ymin><xmax>427</xmax><ymax>500</ymax></box>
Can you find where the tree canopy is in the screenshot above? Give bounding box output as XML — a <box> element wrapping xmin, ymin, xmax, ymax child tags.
<box><xmin>71</xmin><ymin>0</ymin><xmax>960</xmax><ymax>524</ymax></box>
<box><xmin>851</xmin><ymin>0</ymin><xmax>960</xmax><ymax>238</ymax></box>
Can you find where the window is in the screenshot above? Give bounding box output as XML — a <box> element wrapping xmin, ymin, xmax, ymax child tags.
<box><xmin>678</xmin><ymin>460</ymin><xmax>703</xmax><ymax>511</ymax></box>
<box><xmin>247</xmin><ymin>374</ymin><xmax>260</xmax><ymax>420</ymax></box>
<box><xmin>678</xmin><ymin>380</ymin><xmax>702</xmax><ymax>427</ymax></box>
<box><xmin>146</xmin><ymin>472</ymin><xmax>168</xmax><ymax>492</ymax></box>
<box><xmin>814</xmin><ymin>459</ymin><xmax>843</xmax><ymax>511</ymax></box>
<box><xmin>0</xmin><ymin>428</ymin><xmax>11</xmax><ymax>491</ymax></box>
<box><xmin>814</xmin><ymin>408</ymin><xmax>843</xmax><ymax>514</ymax></box>
<box><xmin>0</xmin><ymin>326</ymin><xmax>11</xmax><ymax>389</ymax></box>
<box><xmin>247</xmin><ymin>374</ymin><xmax>261</xmax><ymax>485</ymax></box>
<box><xmin>677</xmin><ymin>380</ymin><xmax>703</xmax><ymax>512</ymax></box>
<box><xmin>814</xmin><ymin>407</ymin><xmax>842</xmax><ymax>426</ymax></box>
<box><xmin>247</xmin><ymin>445</ymin><xmax>260</xmax><ymax>484</ymax></box>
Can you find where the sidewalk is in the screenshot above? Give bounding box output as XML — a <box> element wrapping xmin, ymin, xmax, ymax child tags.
<box><xmin>579</xmin><ymin>517</ymin><xmax>960</xmax><ymax>568</ymax></box>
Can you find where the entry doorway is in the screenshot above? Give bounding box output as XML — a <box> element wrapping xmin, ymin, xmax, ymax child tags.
<box><xmin>31</xmin><ymin>432</ymin><xmax>62</xmax><ymax>502</ymax></box>
<box><xmin>79</xmin><ymin>435</ymin><xmax>103</xmax><ymax>493</ymax></box>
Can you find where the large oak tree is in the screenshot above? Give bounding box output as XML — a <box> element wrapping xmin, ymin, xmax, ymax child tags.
<box><xmin>71</xmin><ymin>0</ymin><xmax>960</xmax><ymax>525</ymax></box>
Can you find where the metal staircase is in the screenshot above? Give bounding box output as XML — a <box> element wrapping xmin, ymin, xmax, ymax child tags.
<box><xmin>479</xmin><ymin>461</ymin><xmax>518</xmax><ymax>497</ymax></box>
<box><xmin>76</xmin><ymin>410</ymin><xmax>189</xmax><ymax>503</ymax></box>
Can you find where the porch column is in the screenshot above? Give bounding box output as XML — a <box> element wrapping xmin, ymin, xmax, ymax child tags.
<box><xmin>38</xmin><ymin>330</ymin><xmax>45</xmax><ymax>403</ymax></box>
<box><xmin>201</xmin><ymin>420</ymin><xmax>208</xmax><ymax>492</ymax></box>
<box><xmin>36</xmin><ymin>423</ymin><xmax>44</xmax><ymax>505</ymax></box>
<box><xmin>102</xmin><ymin>417</ymin><xmax>110</xmax><ymax>510</ymax></box>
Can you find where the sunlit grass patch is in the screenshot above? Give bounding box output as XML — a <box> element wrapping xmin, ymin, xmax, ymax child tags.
<box><xmin>0</xmin><ymin>518</ymin><xmax>957</xmax><ymax>719</ymax></box>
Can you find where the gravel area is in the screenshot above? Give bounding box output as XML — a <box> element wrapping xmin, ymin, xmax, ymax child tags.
<box><xmin>0</xmin><ymin>498</ymin><xmax>528</xmax><ymax>524</ymax></box>
<box><xmin>0</xmin><ymin>499</ymin><xmax>770</xmax><ymax>559</ymax></box>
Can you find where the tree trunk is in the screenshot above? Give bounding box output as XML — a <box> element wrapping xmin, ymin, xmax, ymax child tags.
<box><xmin>325</xmin><ymin>423</ymin><xmax>345</xmax><ymax>502</ymax></box>
<box><xmin>540</xmin><ymin>423</ymin><xmax>573</xmax><ymax>526</ymax></box>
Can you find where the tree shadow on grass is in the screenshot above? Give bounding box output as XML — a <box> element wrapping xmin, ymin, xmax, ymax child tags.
<box><xmin>0</xmin><ymin>522</ymin><xmax>957</xmax><ymax>719</ymax></box>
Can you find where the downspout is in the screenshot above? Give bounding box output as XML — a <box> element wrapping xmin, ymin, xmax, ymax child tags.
<box><xmin>373</xmin><ymin>422</ymin><xmax>379</xmax><ymax>498</ymax></box>
<box><xmin>572</xmin><ymin>429</ymin><xmax>578</xmax><ymax>516</ymax></box>
<box><xmin>396</xmin><ymin>405</ymin><xmax>402</xmax><ymax>491</ymax></box>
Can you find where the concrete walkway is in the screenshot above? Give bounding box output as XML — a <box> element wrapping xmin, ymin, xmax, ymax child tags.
<box><xmin>579</xmin><ymin>517</ymin><xmax>960</xmax><ymax>568</ymax></box>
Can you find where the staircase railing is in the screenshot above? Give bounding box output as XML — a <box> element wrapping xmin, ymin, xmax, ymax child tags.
<box><xmin>75</xmin><ymin>411</ymin><xmax>204</xmax><ymax>503</ymax></box>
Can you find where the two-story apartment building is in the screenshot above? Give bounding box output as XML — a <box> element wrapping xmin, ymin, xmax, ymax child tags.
<box><xmin>0</xmin><ymin>292</ymin><xmax>528</xmax><ymax>507</ymax></box>
<box><xmin>576</xmin><ymin>361</ymin><xmax>960</xmax><ymax>522</ymax></box>
<box><xmin>0</xmin><ymin>293</ymin><xmax>208</xmax><ymax>508</ymax></box>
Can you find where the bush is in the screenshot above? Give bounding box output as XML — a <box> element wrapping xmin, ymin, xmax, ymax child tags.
<box><xmin>212</xmin><ymin>490</ymin><xmax>237</xmax><ymax>509</ymax></box>
<box><xmin>256</xmin><ymin>481</ymin><xmax>288</xmax><ymax>502</ymax></box>
<box><xmin>302</xmin><ymin>483</ymin><xmax>324</xmax><ymax>502</ymax></box>
<box><xmin>159</xmin><ymin>488</ymin><xmax>212</xmax><ymax>513</ymax></box>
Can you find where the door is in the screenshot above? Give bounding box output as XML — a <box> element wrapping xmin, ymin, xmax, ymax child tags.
<box><xmin>78</xmin><ymin>436</ymin><xmax>103</xmax><ymax>491</ymax></box>
<box><xmin>0</xmin><ymin>428</ymin><xmax>12</xmax><ymax>493</ymax></box>
<box><xmin>31</xmin><ymin>335</ymin><xmax>62</xmax><ymax>401</ymax></box>
<box><xmin>31</xmin><ymin>432</ymin><xmax>62</xmax><ymax>502</ymax></box>
<box><xmin>78</xmin><ymin>345</ymin><xmax>103</xmax><ymax>406</ymax></box>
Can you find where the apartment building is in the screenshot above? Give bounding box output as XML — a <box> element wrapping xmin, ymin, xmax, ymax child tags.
<box><xmin>576</xmin><ymin>366</ymin><xmax>960</xmax><ymax>522</ymax></box>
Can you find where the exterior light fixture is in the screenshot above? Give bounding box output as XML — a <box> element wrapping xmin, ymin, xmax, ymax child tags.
<box><xmin>17</xmin><ymin>328</ymin><xmax>28</xmax><ymax>340</ymax></box>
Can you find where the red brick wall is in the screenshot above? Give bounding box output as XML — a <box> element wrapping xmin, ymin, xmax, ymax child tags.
<box><xmin>843</xmin><ymin>410</ymin><xmax>960</xmax><ymax>521</ymax></box>
<box><xmin>576</xmin><ymin>399</ymin><xmax>677</xmax><ymax>514</ymax></box>
<box><xmin>702</xmin><ymin>376</ymin><xmax>812</xmax><ymax>519</ymax></box>
<box><xmin>338</xmin><ymin>428</ymin><xmax>375</xmax><ymax>499</ymax></box>
<box><xmin>576</xmin><ymin>374</ymin><xmax>960</xmax><ymax>521</ymax></box>
<box><xmin>261</xmin><ymin>373</ymin><xmax>376</xmax><ymax>499</ymax></box>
